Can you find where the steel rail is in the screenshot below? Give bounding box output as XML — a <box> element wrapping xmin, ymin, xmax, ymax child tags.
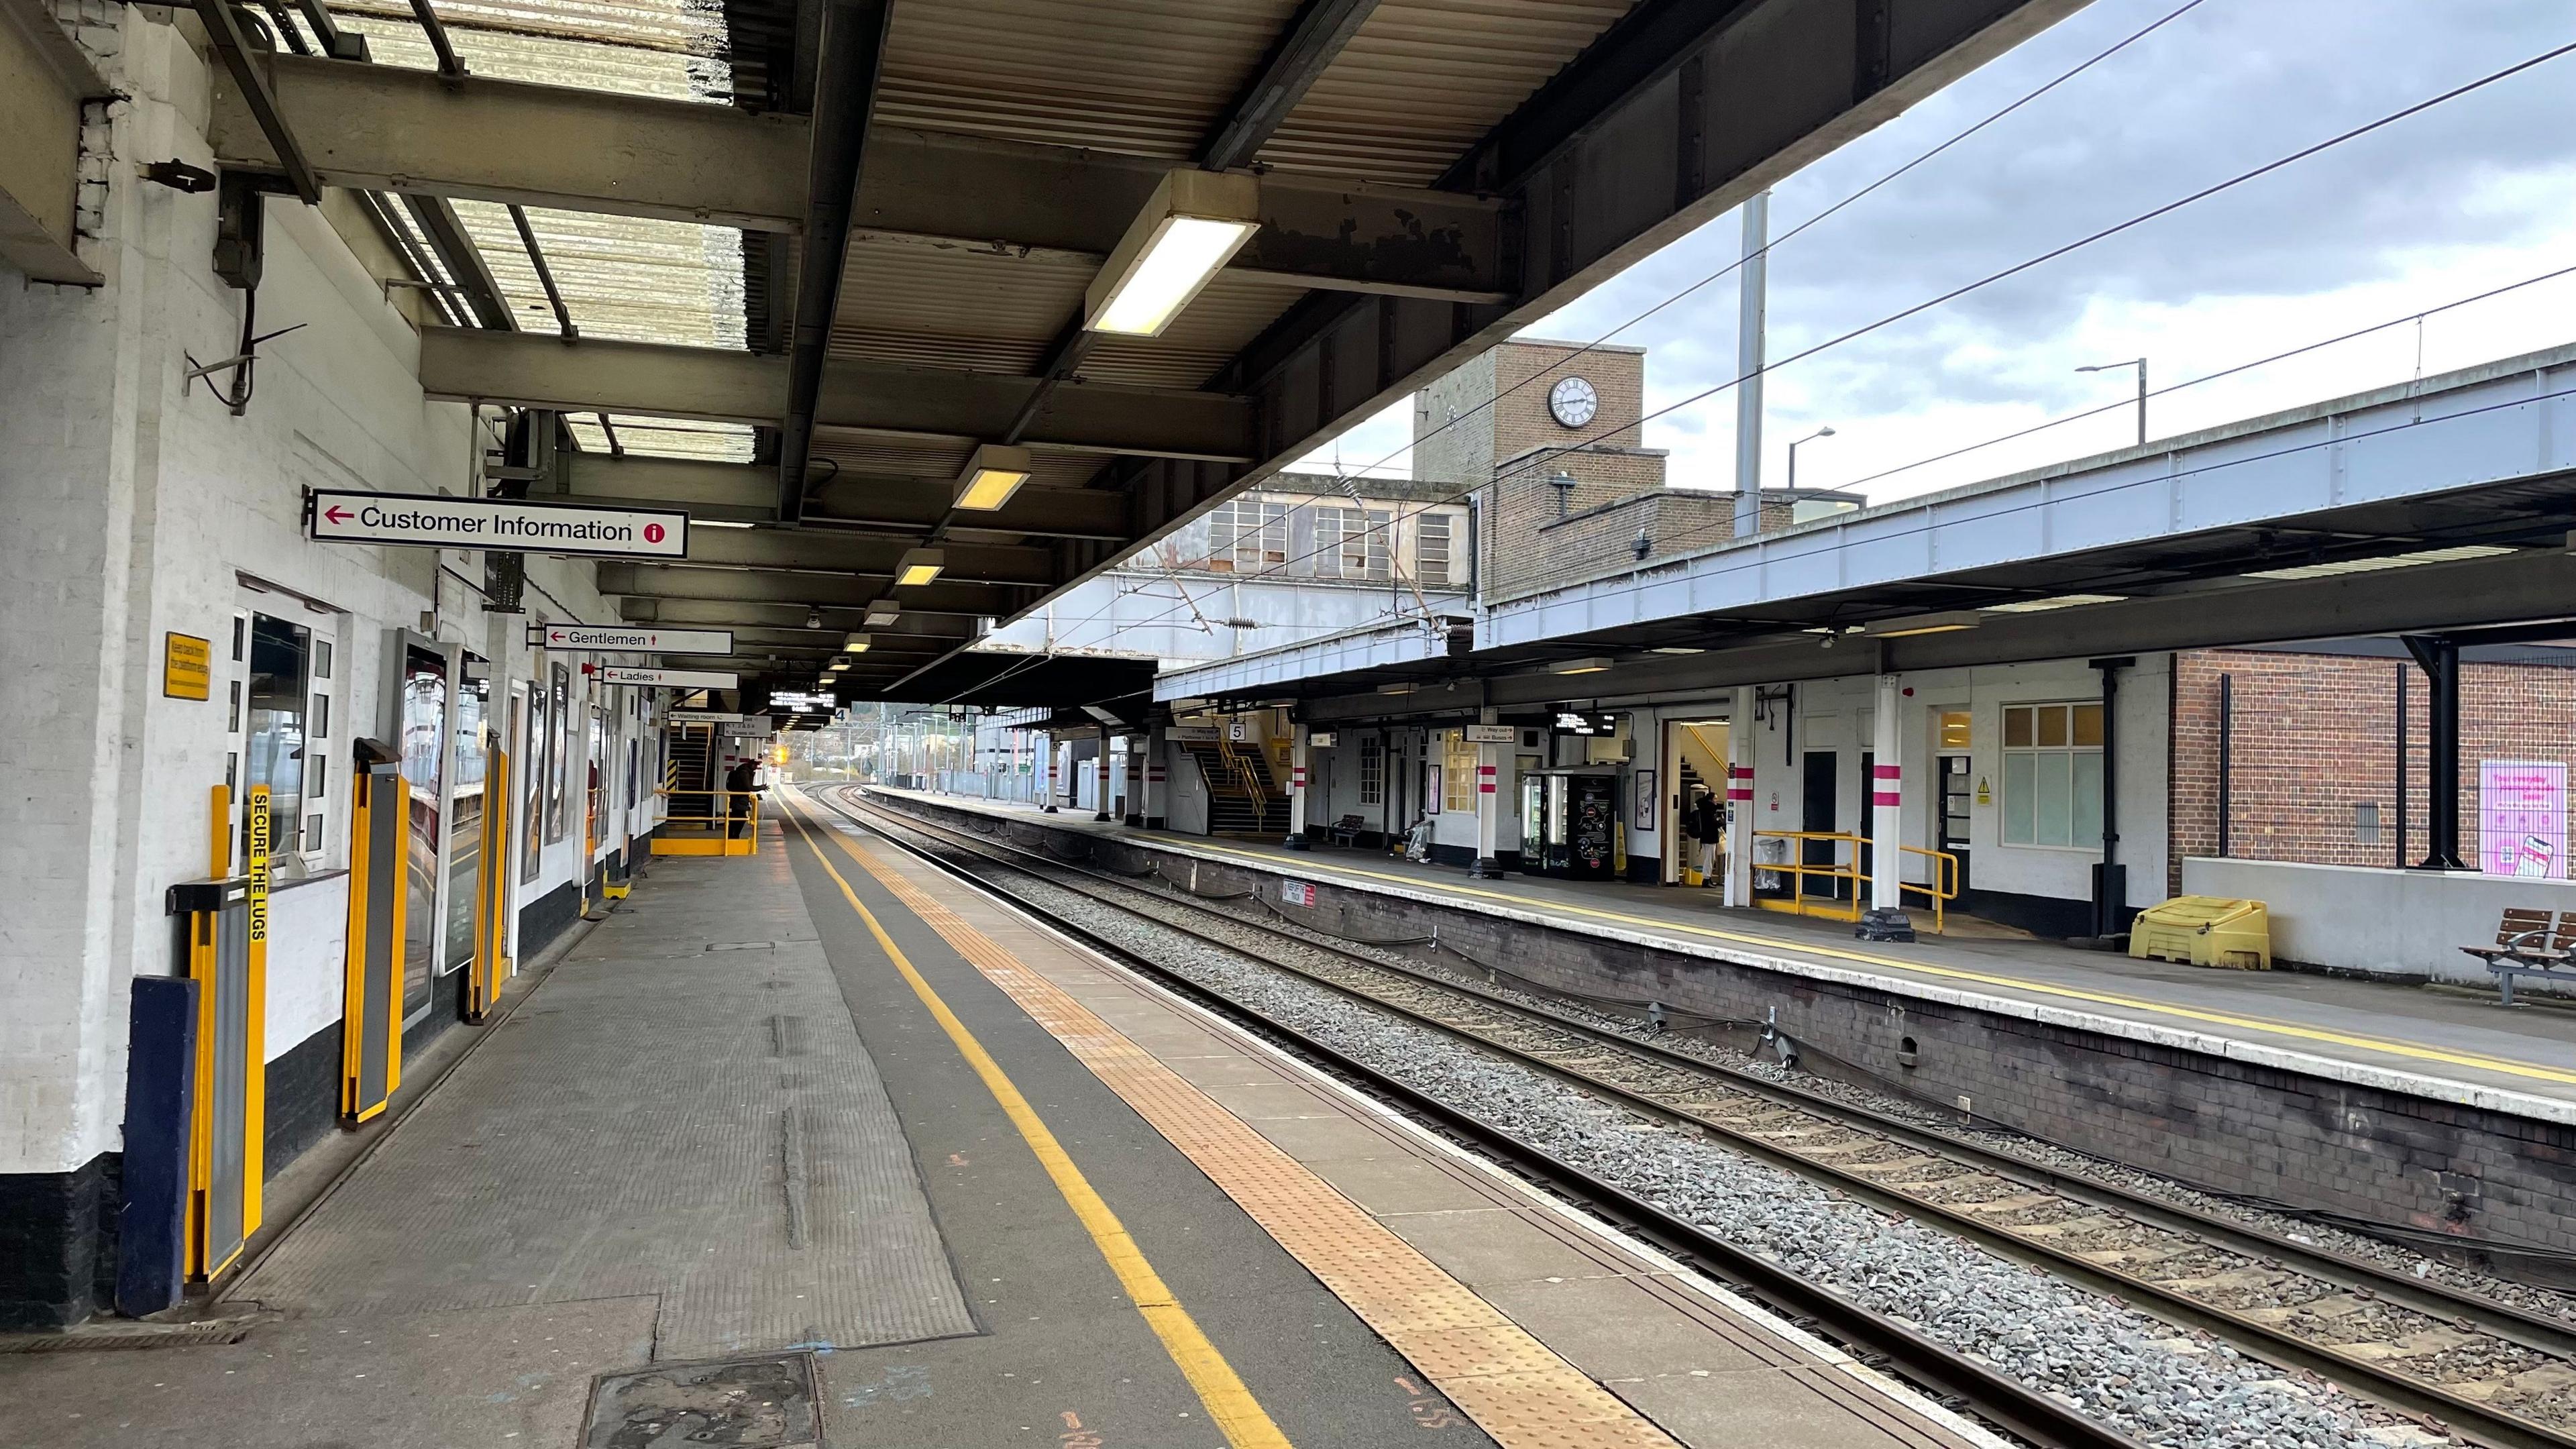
<box><xmin>835</xmin><ymin>788</ymin><xmax>2576</xmax><ymax>1449</ymax></box>
<box><xmin>798</xmin><ymin>789</ymin><xmax>2149</xmax><ymax>1449</ymax></box>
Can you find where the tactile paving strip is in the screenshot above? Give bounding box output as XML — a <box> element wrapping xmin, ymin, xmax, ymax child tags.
<box><xmin>826</xmin><ymin>824</ymin><xmax>1685</xmax><ymax>1449</ymax></box>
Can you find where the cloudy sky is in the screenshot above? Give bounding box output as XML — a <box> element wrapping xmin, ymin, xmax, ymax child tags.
<box><xmin>1297</xmin><ymin>0</ymin><xmax>2576</xmax><ymax>505</ymax></box>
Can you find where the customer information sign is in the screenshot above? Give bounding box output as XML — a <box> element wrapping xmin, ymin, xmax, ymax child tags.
<box><xmin>308</xmin><ymin>490</ymin><xmax>689</xmax><ymax>559</ymax></box>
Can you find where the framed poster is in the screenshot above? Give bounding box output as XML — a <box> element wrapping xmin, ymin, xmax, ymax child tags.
<box><xmin>1635</xmin><ymin>769</ymin><xmax>1656</xmax><ymax>831</ymax></box>
<box><xmin>2479</xmin><ymin>760</ymin><xmax>2567</xmax><ymax>877</ymax></box>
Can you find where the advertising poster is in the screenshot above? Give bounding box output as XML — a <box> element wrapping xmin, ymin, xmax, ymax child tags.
<box><xmin>2479</xmin><ymin>760</ymin><xmax>2566</xmax><ymax>878</ymax></box>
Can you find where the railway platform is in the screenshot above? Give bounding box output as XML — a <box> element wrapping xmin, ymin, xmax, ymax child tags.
<box><xmin>0</xmin><ymin>802</ymin><xmax>1994</xmax><ymax>1449</ymax></box>
<box><xmin>863</xmin><ymin>790</ymin><xmax>2576</xmax><ymax>1120</ymax></box>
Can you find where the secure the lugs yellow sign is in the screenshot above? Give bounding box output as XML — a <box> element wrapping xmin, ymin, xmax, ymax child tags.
<box><xmin>246</xmin><ymin>786</ymin><xmax>270</xmax><ymax>943</ymax></box>
<box><xmin>165</xmin><ymin>632</ymin><xmax>211</xmax><ymax>701</ymax></box>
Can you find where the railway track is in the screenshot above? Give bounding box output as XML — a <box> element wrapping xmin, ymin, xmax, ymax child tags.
<box><xmin>820</xmin><ymin>788</ymin><xmax>2576</xmax><ymax>1449</ymax></box>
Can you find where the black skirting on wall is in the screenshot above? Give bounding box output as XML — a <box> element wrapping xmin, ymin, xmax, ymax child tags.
<box><xmin>518</xmin><ymin>880</ymin><xmax>581</xmax><ymax>962</ymax></box>
<box><xmin>1957</xmin><ymin>887</ymin><xmax>2096</xmax><ymax>940</ymax></box>
<box><xmin>264</xmin><ymin>1020</ymin><xmax>343</xmax><ymax>1175</ymax></box>
<box><xmin>0</xmin><ymin>1152</ymin><xmax>118</xmax><ymax>1330</ymax></box>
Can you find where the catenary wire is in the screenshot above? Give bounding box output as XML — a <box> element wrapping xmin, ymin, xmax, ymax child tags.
<box><xmin>1035</xmin><ymin>40</ymin><xmax>2576</xmax><ymax>664</ymax></box>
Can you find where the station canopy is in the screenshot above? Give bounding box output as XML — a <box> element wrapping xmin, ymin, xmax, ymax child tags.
<box><xmin>205</xmin><ymin>0</ymin><xmax>2074</xmax><ymax>708</ymax></box>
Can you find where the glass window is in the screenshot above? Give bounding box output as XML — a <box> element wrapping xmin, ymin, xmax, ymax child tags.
<box><xmin>521</xmin><ymin>679</ymin><xmax>547</xmax><ymax>882</ymax></box>
<box><xmin>1938</xmin><ymin>710</ymin><xmax>1970</xmax><ymax>749</ymax></box>
<box><xmin>1416</xmin><ymin>512</ymin><xmax>1452</xmax><ymax>586</ymax></box>
<box><xmin>1312</xmin><ymin>506</ymin><xmax>1346</xmax><ymax>580</ymax></box>
<box><xmin>1443</xmin><ymin>732</ymin><xmax>1476</xmax><ymax>812</ymax></box>
<box><xmin>1358</xmin><ymin>739</ymin><xmax>1383</xmax><ymax>806</ymax></box>
<box><xmin>445</xmin><ymin>658</ymin><xmax>488</xmax><ymax>975</ymax></box>
<box><xmin>545</xmin><ymin>662</ymin><xmax>571</xmax><ymax>843</ymax></box>
<box><xmin>314</xmin><ymin>639</ymin><xmax>332</xmax><ymax>680</ymax></box>
<box><xmin>398</xmin><ymin>643</ymin><xmax>449</xmax><ymax>1019</ymax></box>
<box><xmin>2001</xmin><ymin>702</ymin><xmax>2103</xmax><ymax>849</ymax></box>
<box><xmin>244</xmin><ymin>614</ymin><xmax>311</xmax><ymax>859</ymax></box>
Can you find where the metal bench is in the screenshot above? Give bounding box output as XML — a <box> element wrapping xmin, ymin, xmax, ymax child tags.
<box><xmin>2459</xmin><ymin>908</ymin><xmax>2576</xmax><ymax>1006</ymax></box>
<box><xmin>1322</xmin><ymin>813</ymin><xmax>1368</xmax><ymax>847</ymax></box>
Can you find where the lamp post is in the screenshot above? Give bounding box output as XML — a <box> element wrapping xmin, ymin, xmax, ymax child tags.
<box><xmin>1786</xmin><ymin>425</ymin><xmax>1835</xmax><ymax>491</ymax></box>
<box><xmin>2077</xmin><ymin>358</ymin><xmax>2147</xmax><ymax>447</ymax></box>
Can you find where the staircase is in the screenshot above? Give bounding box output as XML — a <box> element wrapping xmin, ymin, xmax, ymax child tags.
<box><xmin>665</xmin><ymin>723</ymin><xmax>718</xmax><ymax>826</ymax></box>
<box><xmin>1178</xmin><ymin>739</ymin><xmax>1290</xmax><ymax>836</ymax></box>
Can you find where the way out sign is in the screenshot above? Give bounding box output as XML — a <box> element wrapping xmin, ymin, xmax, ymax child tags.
<box><xmin>595</xmin><ymin>666</ymin><xmax>740</xmax><ymax>690</ymax></box>
<box><xmin>308</xmin><ymin>489</ymin><xmax>689</xmax><ymax>560</ymax></box>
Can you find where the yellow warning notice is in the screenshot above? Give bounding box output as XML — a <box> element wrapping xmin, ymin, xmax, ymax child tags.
<box><xmin>165</xmin><ymin>632</ymin><xmax>211</xmax><ymax>701</ymax></box>
<box><xmin>246</xmin><ymin>785</ymin><xmax>270</xmax><ymax>942</ymax></box>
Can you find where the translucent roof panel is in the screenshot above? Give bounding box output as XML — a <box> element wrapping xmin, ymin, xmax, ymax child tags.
<box><xmin>329</xmin><ymin>3</ymin><xmax>751</xmax><ymax>464</ymax></box>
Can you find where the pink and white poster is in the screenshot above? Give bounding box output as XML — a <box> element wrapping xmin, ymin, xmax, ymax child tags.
<box><xmin>2479</xmin><ymin>760</ymin><xmax>2567</xmax><ymax>878</ymax></box>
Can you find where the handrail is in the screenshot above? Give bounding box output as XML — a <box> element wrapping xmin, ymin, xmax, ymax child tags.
<box><xmin>1750</xmin><ymin>829</ymin><xmax>1864</xmax><ymax>924</ymax></box>
<box><xmin>1750</xmin><ymin>832</ymin><xmax>1959</xmax><ymax>934</ymax></box>
<box><xmin>1210</xmin><ymin>737</ymin><xmax>1272</xmax><ymax>814</ymax></box>
<box><xmin>1899</xmin><ymin>844</ymin><xmax>1960</xmax><ymax>934</ymax></box>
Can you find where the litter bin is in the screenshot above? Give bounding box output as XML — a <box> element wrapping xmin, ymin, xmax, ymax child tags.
<box><xmin>2129</xmin><ymin>896</ymin><xmax>2271</xmax><ymax>970</ymax></box>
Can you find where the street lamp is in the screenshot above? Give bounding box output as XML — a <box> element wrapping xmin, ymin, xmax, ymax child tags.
<box><xmin>2077</xmin><ymin>358</ymin><xmax>2147</xmax><ymax>447</ymax></box>
<box><xmin>1786</xmin><ymin>425</ymin><xmax>1835</xmax><ymax>491</ymax></box>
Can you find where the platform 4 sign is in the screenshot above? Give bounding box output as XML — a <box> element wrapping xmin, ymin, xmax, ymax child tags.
<box><xmin>309</xmin><ymin>489</ymin><xmax>689</xmax><ymax>560</ymax></box>
<box><xmin>593</xmin><ymin>666</ymin><xmax>740</xmax><ymax>690</ymax></box>
<box><xmin>527</xmin><ymin>625</ymin><xmax>735</xmax><ymax>655</ymax></box>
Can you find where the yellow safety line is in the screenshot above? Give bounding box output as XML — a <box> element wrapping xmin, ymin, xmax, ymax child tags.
<box><xmin>1128</xmin><ymin>832</ymin><xmax>2576</xmax><ymax>1090</ymax></box>
<box><xmin>788</xmin><ymin>794</ymin><xmax>1688</xmax><ymax>1449</ymax></box>
<box><xmin>775</xmin><ymin>803</ymin><xmax>1293</xmax><ymax>1449</ymax></box>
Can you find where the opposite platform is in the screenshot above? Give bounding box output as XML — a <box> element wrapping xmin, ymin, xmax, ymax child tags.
<box><xmin>866</xmin><ymin>789</ymin><xmax>2576</xmax><ymax>1122</ymax></box>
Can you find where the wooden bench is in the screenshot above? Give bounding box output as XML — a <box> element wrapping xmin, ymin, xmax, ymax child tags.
<box><xmin>2459</xmin><ymin>908</ymin><xmax>2576</xmax><ymax>1006</ymax></box>
<box><xmin>1322</xmin><ymin>813</ymin><xmax>1368</xmax><ymax>847</ymax></box>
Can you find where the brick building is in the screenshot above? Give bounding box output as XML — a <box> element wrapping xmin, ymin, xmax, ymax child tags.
<box><xmin>2169</xmin><ymin>643</ymin><xmax>2576</xmax><ymax>892</ymax></box>
<box><xmin>1413</xmin><ymin>338</ymin><xmax>1860</xmax><ymax>599</ymax></box>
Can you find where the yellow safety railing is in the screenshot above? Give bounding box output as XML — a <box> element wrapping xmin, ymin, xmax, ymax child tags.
<box><xmin>1212</xmin><ymin>737</ymin><xmax>1275</xmax><ymax>814</ymax></box>
<box><xmin>649</xmin><ymin>788</ymin><xmax>763</xmax><ymax>857</ymax></box>
<box><xmin>1752</xmin><ymin>833</ymin><xmax>1960</xmax><ymax>934</ymax></box>
<box><xmin>1900</xmin><ymin>845</ymin><xmax>1960</xmax><ymax>935</ymax></box>
<box><xmin>1751</xmin><ymin>830</ymin><xmax>1864</xmax><ymax>922</ymax></box>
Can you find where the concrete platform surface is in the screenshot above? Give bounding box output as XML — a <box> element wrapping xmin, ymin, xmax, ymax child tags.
<box><xmin>865</xmin><ymin>790</ymin><xmax>2576</xmax><ymax>1121</ymax></box>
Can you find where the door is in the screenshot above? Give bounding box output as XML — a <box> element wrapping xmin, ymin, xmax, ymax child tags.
<box><xmin>1939</xmin><ymin>754</ymin><xmax>1974</xmax><ymax>896</ymax></box>
<box><xmin>443</xmin><ymin>654</ymin><xmax>490</xmax><ymax>1010</ymax></box>
<box><xmin>1801</xmin><ymin>750</ymin><xmax>1837</xmax><ymax>896</ymax></box>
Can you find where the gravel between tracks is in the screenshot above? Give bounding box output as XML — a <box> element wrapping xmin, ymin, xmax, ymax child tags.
<box><xmin>903</xmin><ymin>827</ymin><xmax>2441</xmax><ymax>1449</ymax></box>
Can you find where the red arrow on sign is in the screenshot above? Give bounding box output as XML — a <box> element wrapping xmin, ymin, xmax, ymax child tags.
<box><xmin>323</xmin><ymin>505</ymin><xmax>352</xmax><ymax>524</ymax></box>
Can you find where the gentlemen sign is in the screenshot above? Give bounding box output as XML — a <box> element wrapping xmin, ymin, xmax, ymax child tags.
<box><xmin>596</xmin><ymin>666</ymin><xmax>740</xmax><ymax>690</ymax></box>
<box><xmin>527</xmin><ymin>625</ymin><xmax>735</xmax><ymax>655</ymax></box>
<box><xmin>309</xmin><ymin>489</ymin><xmax>689</xmax><ymax>560</ymax></box>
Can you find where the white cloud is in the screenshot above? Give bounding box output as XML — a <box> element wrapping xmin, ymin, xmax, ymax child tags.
<box><xmin>1304</xmin><ymin>0</ymin><xmax>2576</xmax><ymax>507</ymax></box>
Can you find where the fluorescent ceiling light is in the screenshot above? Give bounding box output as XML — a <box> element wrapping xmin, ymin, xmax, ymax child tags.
<box><xmin>2244</xmin><ymin>544</ymin><xmax>2514</xmax><ymax>582</ymax></box>
<box><xmin>695</xmin><ymin>519</ymin><xmax>757</xmax><ymax>529</ymax></box>
<box><xmin>1865</xmin><ymin>610</ymin><xmax>1982</xmax><ymax>639</ymax></box>
<box><xmin>1377</xmin><ymin>682</ymin><xmax>1415</xmax><ymax>695</ymax></box>
<box><xmin>828</xmin><ymin>658</ymin><xmax>851</xmax><ymax>672</ymax></box>
<box><xmin>1650</xmin><ymin>647</ymin><xmax>1705</xmax><ymax>655</ymax></box>
<box><xmin>1085</xmin><ymin>170</ymin><xmax>1260</xmax><ymax>337</ymax></box>
<box><xmin>864</xmin><ymin>602</ymin><xmax>900</xmax><ymax>627</ymax></box>
<box><xmin>843</xmin><ymin>633</ymin><xmax>872</xmax><ymax>653</ymax></box>
<box><xmin>953</xmin><ymin>444</ymin><xmax>1034</xmax><ymax>511</ymax></box>
<box><xmin>895</xmin><ymin>548</ymin><xmax>945</xmax><ymax>588</ymax></box>
<box><xmin>1982</xmin><ymin>593</ymin><xmax>2127</xmax><ymax>614</ymax></box>
<box><xmin>1552</xmin><ymin>656</ymin><xmax>1615</xmax><ymax>675</ymax></box>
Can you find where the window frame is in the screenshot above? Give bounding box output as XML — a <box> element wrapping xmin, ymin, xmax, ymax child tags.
<box><xmin>225</xmin><ymin>595</ymin><xmax>341</xmax><ymax>875</ymax></box>
<box><xmin>1998</xmin><ymin>700</ymin><xmax>2104</xmax><ymax>851</ymax></box>
<box><xmin>1357</xmin><ymin>737</ymin><xmax>1384</xmax><ymax>806</ymax></box>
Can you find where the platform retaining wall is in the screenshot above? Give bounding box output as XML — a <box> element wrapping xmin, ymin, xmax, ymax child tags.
<box><xmin>879</xmin><ymin>793</ymin><xmax>2576</xmax><ymax>1261</ymax></box>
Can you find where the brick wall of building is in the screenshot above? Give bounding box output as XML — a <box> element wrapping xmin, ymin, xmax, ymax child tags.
<box><xmin>2168</xmin><ymin>647</ymin><xmax>2576</xmax><ymax>892</ymax></box>
<box><xmin>1499</xmin><ymin>485</ymin><xmax>1741</xmax><ymax>600</ymax></box>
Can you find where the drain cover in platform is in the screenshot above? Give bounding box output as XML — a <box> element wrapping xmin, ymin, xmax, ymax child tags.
<box><xmin>582</xmin><ymin>1354</ymin><xmax>818</xmax><ymax>1448</ymax></box>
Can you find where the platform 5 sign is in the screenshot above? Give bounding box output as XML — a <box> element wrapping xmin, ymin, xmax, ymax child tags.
<box><xmin>308</xmin><ymin>488</ymin><xmax>690</xmax><ymax>560</ymax></box>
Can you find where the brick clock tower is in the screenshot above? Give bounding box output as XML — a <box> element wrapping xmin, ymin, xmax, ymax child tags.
<box><xmin>1415</xmin><ymin>339</ymin><xmax>1709</xmax><ymax>598</ymax></box>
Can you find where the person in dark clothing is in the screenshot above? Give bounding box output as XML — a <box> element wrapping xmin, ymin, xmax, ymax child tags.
<box><xmin>1685</xmin><ymin>790</ymin><xmax>1725</xmax><ymax>884</ymax></box>
<box><xmin>724</xmin><ymin>757</ymin><xmax>761</xmax><ymax>838</ymax></box>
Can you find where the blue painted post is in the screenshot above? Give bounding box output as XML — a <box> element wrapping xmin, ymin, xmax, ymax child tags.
<box><xmin>117</xmin><ymin>976</ymin><xmax>198</xmax><ymax>1317</ymax></box>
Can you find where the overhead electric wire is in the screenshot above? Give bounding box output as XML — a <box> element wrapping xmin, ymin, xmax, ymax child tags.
<box><xmin>1035</xmin><ymin>36</ymin><xmax>2576</xmax><ymax>670</ymax></box>
<box><xmin>1012</xmin><ymin>0</ymin><xmax>2214</xmax><ymax>657</ymax></box>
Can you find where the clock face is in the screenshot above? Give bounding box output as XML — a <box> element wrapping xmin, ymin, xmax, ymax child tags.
<box><xmin>1548</xmin><ymin>376</ymin><xmax>1599</xmax><ymax>429</ymax></box>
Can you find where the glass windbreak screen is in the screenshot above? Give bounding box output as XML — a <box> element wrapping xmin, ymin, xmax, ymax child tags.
<box><xmin>523</xmin><ymin>678</ymin><xmax>548</xmax><ymax>881</ymax></box>
<box><xmin>400</xmin><ymin>644</ymin><xmax>449</xmax><ymax>1019</ymax></box>
<box><xmin>446</xmin><ymin>659</ymin><xmax>489</xmax><ymax>973</ymax></box>
<box><xmin>244</xmin><ymin>614</ymin><xmax>311</xmax><ymax>863</ymax></box>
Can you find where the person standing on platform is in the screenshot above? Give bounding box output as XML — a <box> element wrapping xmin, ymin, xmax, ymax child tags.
<box><xmin>724</xmin><ymin>755</ymin><xmax>762</xmax><ymax>839</ymax></box>
<box><xmin>1688</xmin><ymin>789</ymin><xmax>1723</xmax><ymax>886</ymax></box>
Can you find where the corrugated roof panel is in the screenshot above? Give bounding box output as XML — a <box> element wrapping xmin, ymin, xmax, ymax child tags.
<box><xmin>873</xmin><ymin>0</ymin><xmax>1297</xmax><ymax>160</ymax></box>
<box><xmin>1260</xmin><ymin>0</ymin><xmax>1639</xmax><ymax>184</ymax></box>
<box><xmin>826</xmin><ymin>241</ymin><xmax>1088</xmax><ymax>374</ymax></box>
<box><xmin>1078</xmin><ymin>273</ymin><xmax>1290</xmax><ymax>390</ymax></box>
